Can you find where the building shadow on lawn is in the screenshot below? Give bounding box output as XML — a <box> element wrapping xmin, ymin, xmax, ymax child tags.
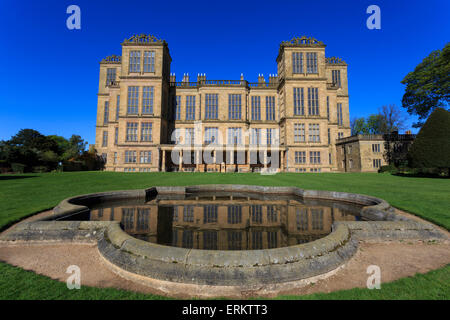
<box><xmin>0</xmin><ymin>175</ymin><xmax>39</xmax><ymax>181</ymax></box>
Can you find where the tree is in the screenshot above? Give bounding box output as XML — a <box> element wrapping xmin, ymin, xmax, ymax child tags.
<box><xmin>0</xmin><ymin>129</ymin><xmax>90</xmax><ymax>172</ymax></box>
<box><xmin>378</xmin><ymin>104</ymin><xmax>406</xmax><ymax>133</ymax></box>
<box><xmin>366</xmin><ymin>114</ymin><xmax>386</xmax><ymax>134</ymax></box>
<box><xmin>351</xmin><ymin>104</ymin><xmax>407</xmax><ymax>136</ymax></box>
<box><xmin>8</xmin><ymin>129</ymin><xmax>58</xmax><ymax>153</ymax></box>
<box><xmin>407</xmin><ymin>108</ymin><xmax>450</xmax><ymax>173</ymax></box>
<box><xmin>401</xmin><ymin>43</ymin><xmax>450</xmax><ymax>127</ymax></box>
<box><xmin>48</xmin><ymin>135</ymin><xmax>71</xmax><ymax>158</ymax></box>
<box><xmin>350</xmin><ymin>117</ymin><xmax>369</xmax><ymax>135</ymax></box>
<box><xmin>65</xmin><ymin>135</ymin><xmax>88</xmax><ymax>160</ymax></box>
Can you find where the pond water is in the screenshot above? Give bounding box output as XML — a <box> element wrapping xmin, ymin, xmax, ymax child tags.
<box><xmin>60</xmin><ymin>192</ymin><xmax>363</xmax><ymax>250</ymax></box>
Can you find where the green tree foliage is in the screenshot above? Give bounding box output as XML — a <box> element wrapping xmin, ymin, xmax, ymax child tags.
<box><xmin>351</xmin><ymin>105</ymin><xmax>406</xmax><ymax>135</ymax></box>
<box><xmin>407</xmin><ymin>108</ymin><xmax>450</xmax><ymax>172</ymax></box>
<box><xmin>401</xmin><ymin>43</ymin><xmax>450</xmax><ymax>127</ymax></box>
<box><xmin>350</xmin><ymin>117</ymin><xmax>369</xmax><ymax>135</ymax></box>
<box><xmin>0</xmin><ymin>129</ymin><xmax>89</xmax><ymax>172</ymax></box>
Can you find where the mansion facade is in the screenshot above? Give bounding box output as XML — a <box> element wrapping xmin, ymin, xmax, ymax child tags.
<box><xmin>95</xmin><ymin>34</ymin><xmax>351</xmax><ymax>172</ymax></box>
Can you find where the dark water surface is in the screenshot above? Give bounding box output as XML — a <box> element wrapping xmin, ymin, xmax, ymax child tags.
<box><xmin>60</xmin><ymin>192</ymin><xmax>364</xmax><ymax>250</ymax></box>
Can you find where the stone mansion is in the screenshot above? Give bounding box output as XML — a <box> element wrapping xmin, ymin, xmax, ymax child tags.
<box><xmin>95</xmin><ymin>34</ymin><xmax>359</xmax><ymax>173</ymax></box>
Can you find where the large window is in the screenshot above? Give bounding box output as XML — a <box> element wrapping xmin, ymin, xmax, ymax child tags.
<box><xmin>203</xmin><ymin>231</ymin><xmax>218</xmax><ymax>250</ymax></box>
<box><xmin>266</xmin><ymin>96</ymin><xmax>275</xmax><ymax>120</ymax></box>
<box><xmin>308</xmin><ymin>88</ymin><xmax>319</xmax><ymax>115</ymax></box>
<box><xmin>228</xmin><ymin>94</ymin><xmax>241</xmax><ymax>120</ymax></box>
<box><xmin>126</xmin><ymin>122</ymin><xmax>138</xmax><ymax>141</ymax></box>
<box><xmin>306</xmin><ymin>52</ymin><xmax>318</xmax><ymax>74</ymax></box>
<box><xmin>294</xmin><ymin>88</ymin><xmax>304</xmax><ymax>115</ymax></box>
<box><xmin>372</xmin><ymin>144</ymin><xmax>381</xmax><ymax>153</ymax></box>
<box><xmin>106</xmin><ymin>68</ymin><xmax>116</xmax><ymax>85</ymax></box>
<box><xmin>102</xmin><ymin>131</ymin><xmax>108</xmax><ymax>147</ymax></box>
<box><xmin>309</xmin><ymin>151</ymin><xmax>321</xmax><ymax>164</ymax></box>
<box><xmin>337</xmin><ymin>103</ymin><xmax>343</xmax><ymax>126</ymax></box>
<box><xmin>124</xmin><ymin>151</ymin><xmax>137</xmax><ymax>163</ymax></box>
<box><xmin>127</xmin><ymin>86</ymin><xmax>139</xmax><ymax>114</ymax></box>
<box><xmin>251</xmin><ymin>205</ymin><xmax>262</xmax><ymax>223</ymax></box>
<box><xmin>129</xmin><ymin>51</ymin><xmax>140</xmax><ymax>73</ymax></box>
<box><xmin>103</xmin><ymin>101</ymin><xmax>109</xmax><ymax>124</ymax></box>
<box><xmin>294</xmin><ymin>123</ymin><xmax>305</xmax><ymax>142</ymax></box>
<box><xmin>140</xmin><ymin>151</ymin><xmax>152</xmax><ymax>164</ymax></box>
<box><xmin>143</xmin><ymin>51</ymin><xmax>155</xmax><ymax>73</ymax></box>
<box><xmin>142</xmin><ymin>87</ymin><xmax>154</xmax><ymax>114</ymax></box>
<box><xmin>186</xmin><ymin>96</ymin><xmax>196</xmax><ymax>120</ymax></box>
<box><xmin>295</xmin><ymin>151</ymin><xmax>306</xmax><ymax>164</ymax></box>
<box><xmin>116</xmin><ymin>95</ymin><xmax>120</xmax><ymax>121</ymax></box>
<box><xmin>227</xmin><ymin>232</ymin><xmax>242</xmax><ymax>250</ymax></box>
<box><xmin>227</xmin><ymin>206</ymin><xmax>242</xmax><ymax>224</ymax></box>
<box><xmin>251</xmin><ymin>96</ymin><xmax>261</xmax><ymax>120</ymax></box>
<box><xmin>182</xmin><ymin>230</ymin><xmax>193</xmax><ymax>248</ymax></box>
<box><xmin>332</xmin><ymin>69</ymin><xmax>341</xmax><ymax>87</ymax></box>
<box><xmin>250</xmin><ymin>128</ymin><xmax>261</xmax><ymax>145</ymax></box>
<box><xmin>267</xmin><ymin>206</ymin><xmax>277</xmax><ymax>222</ymax></box>
<box><xmin>309</xmin><ymin>124</ymin><xmax>320</xmax><ymax>142</ymax></box>
<box><xmin>205</xmin><ymin>94</ymin><xmax>218</xmax><ymax>119</ymax></box>
<box><xmin>266</xmin><ymin>128</ymin><xmax>273</xmax><ymax>145</ymax></box>
<box><xmin>311</xmin><ymin>209</ymin><xmax>323</xmax><ymax>230</ymax></box>
<box><xmin>174</xmin><ymin>96</ymin><xmax>181</xmax><ymax>120</ymax></box>
<box><xmin>183</xmin><ymin>206</ymin><xmax>194</xmax><ymax>222</ymax></box>
<box><xmin>203</xmin><ymin>205</ymin><xmax>218</xmax><ymax>223</ymax></box>
<box><xmin>227</xmin><ymin>127</ymin><xmax>242</xmax><ymax>145</ymax></box>
<box><xmin>185</xmin><ymin>128</ymin><xmax>195</xmax><ymax>145</ymax></box>
<box><xmin>373</xmin><ymin>159</ymin><xmax>382</xmax><ymax>168</ymax></box>
<box><xmin>326</xmin><ymin>96</ymin><xmax>330</xmax><ymax>120</ymax></box>
<box><xmin>292</xmin><ymin>52</ymin><xmax>303</xmax><ymax>74</ymax></box>
<box><xmin>141</xmin><ymin>122</ymin><xmax>152</xmax><ymax>142</ymax></box>
<box><xmin>204</xmin><ymin>127</ymin><xmax>218</xmax><ymax>144</ymax></box>
<box><xmin>296</xmin><ymin>208</ymin><xmax>308</xmax><ymax>231</ymax></box>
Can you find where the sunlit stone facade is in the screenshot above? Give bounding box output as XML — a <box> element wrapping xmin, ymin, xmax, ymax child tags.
<box><xmin>95</xmin><ymin>35</ymin><xmax>351</xmax><ymax>172</ymax></box>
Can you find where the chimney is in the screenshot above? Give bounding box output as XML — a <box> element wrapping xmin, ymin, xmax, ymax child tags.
<box><xmin>258</xmin><ymin>74</ymin><xmax>265</xmax><ymax>84</ymax></box>
<box><xmin>182</xmin><ymin>73</ymin><xmax>190</xmax><ymax>83</ymax></box>
<box><xmin>240</xmin><ymin>73</ymin><xmax>244</xmax><ymax>81</ymax></box>
<box><xmin>269</xmin><ymin>74</ymin><xmax>277</xmax><ymax>84</ymax></box>
<box><xmin>197</xmin><ymin>73</ymin><xmax>206</xmax><ymax>83</ymax></box>
<box><xmin>170</xmin><ymin>73</ymin><xmax>176</xmax><ymax>83</ymax></box>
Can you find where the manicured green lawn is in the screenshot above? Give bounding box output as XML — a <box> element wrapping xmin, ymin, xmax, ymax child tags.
<box><xmin>0</xmin><ymin>171</ymin><xmax>449</xmax><ymax>300</ymax></box>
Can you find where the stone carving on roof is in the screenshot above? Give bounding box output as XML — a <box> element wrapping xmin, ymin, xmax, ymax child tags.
<box><xmin>325</xmin><ymin>57</ymin><xmax>347</xmax><ymax>65</ymax></box>
<box><xmin>122</xmin><ymin>34</ymin><xmax>166</xmax><ymax>45</ymax></box>
<box><xmin>100</xmin><ymin>55</ymin><xmax>121</xmax><ymax>63</ymax></box>
<box><xmin>281</xmin><ymin>36</ymin><xmax>325</xmax><ymax>46</ymax></box>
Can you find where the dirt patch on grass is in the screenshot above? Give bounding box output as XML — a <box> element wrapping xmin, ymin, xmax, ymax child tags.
<box><xmin>0</xmin><ymin>209</ymin><xmax>449</xmax><ymax>298</ymax></box>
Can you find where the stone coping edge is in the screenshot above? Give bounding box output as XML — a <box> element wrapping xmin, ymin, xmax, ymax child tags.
<box><xmin>98</xmin><ymin>231</ymin><xmax>359</xmax><ymax>286</ymax></box>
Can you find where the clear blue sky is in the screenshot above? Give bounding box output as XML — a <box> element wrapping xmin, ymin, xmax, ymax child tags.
<box><xmin>1</xmin><ymin>0</ymin><xmax>449</xmax><ymax>144</ymax></box>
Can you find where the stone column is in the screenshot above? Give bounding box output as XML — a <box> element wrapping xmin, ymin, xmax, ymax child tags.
<box><xmin>162</xmin><ymin>150</ymin><xmax>166</xmax><ymax>172</ymax></box>
<box><xmin>280</xmin><ymin>151</ymin><xmax>284</xmax><ymax>171</ymax></box>
<box><xmin>179</xmin><ymin>150</ymin><xmax>182</xmax><ymax>171</ymax></box>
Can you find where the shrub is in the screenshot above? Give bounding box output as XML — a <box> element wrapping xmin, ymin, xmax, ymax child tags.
<box><xmin>378</xmin><ymin>164</ymin><xmax>397</xmax><ymax>173</ymax></box>
<box><xmin>32</xmin><ymin>166</ymin><xmax>49</xmax><ymax>173</ymax></box>
<box><xmin>11</xmin><ymin>163</ymin><xmax>26</xmax><ymax>173</ymax></box>
<box><xmin>408</xmin><ymin>108</ymin><xmax>450</xmax><ymax>173</ymax></box>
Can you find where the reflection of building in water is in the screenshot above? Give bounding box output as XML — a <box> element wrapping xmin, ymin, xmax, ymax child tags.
<box><xmin>89</xmin><ymin>197</ymin><xmax>358</xmax><ymax>250</ymax></box>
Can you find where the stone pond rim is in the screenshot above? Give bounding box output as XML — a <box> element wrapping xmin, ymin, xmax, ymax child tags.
<box><xmin>1</xmin><ymin>184</ymin><xmax>445</xmax><ymax>288</ymax></box>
